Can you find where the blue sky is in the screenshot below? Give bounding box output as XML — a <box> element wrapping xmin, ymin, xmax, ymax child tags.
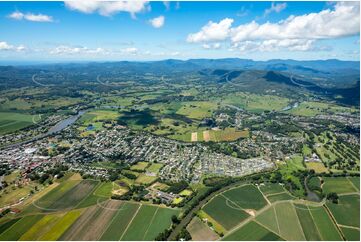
<box><xmin>0</xmin><ymin>1</ymin><xmax>359</xmax><ymax>62</ymax></box>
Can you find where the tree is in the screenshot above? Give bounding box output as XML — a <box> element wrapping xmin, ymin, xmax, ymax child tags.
<box><xmin>327</xmin><ymin>192</ymin><xmax>339</xmax><ymax>204</ymax></box>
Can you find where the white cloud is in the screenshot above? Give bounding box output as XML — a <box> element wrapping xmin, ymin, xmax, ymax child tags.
<box><xmin>187</xmin><ymin>18</ymin><xmax>234</xmax><ymax>43</ymax></box>
<box><xmin>202</xmin><ymin>43</ymin><xmax>221</xmax><ymax>49</ymax></box>
<box><xmin>64</xmin><ymin>0</ymin><xmax>149</xmax><ymax>18</ymax></box>
<box><xmin>0</xmin><ymin>41</ymin><xmax>26</xmax><ymax>52</ymax></box>
<box><xmin>50</xmin><ymin>45</ymin><xmax>106</xmax><ymax>55</ymax></box>
<box><xmin>8</xmin><ymin>11</ymin><xmax>53</xmax><ymax>22</ymax></box>
<box><xmin>188</xmin><ymin>2</ymin><xmax>359</xmax><ymax>53</ymax></box>
<box><xmin>264</xmin><ymin>2</ymin><xmax>287</xmax><ymax>16</ymax></box>
<box><xmin>121</xmin><ymin>47</ymin><xmax>138</xmax><ymax>55</ymax></box>
<box><xmin>149</xmin><ymin>15</ymin><xmax>165</xmax><ymax>28</ymax></box>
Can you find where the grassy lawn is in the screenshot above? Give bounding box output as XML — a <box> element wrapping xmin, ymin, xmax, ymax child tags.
<box><xmin>130</xmin><ymin>162</ymin><xmax>149</xmax><ymax>171</ymax></box>
<box><xmin>146</xmin><ymin>163</ymin><xmax>163</xmax><ymax>174</ymax></box>
<box><xmin>135</xmin><ymin>174</ymin><xmax>158</xmax><ymax>185</ymax></box>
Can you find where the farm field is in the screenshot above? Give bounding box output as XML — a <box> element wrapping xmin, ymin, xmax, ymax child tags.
<box><xmin>222</xmin><ymin>221</ymin><xmax>282</xmax><ymax>241</ymax></box>
<box><xmin>326</xmin><ymin>194</ymin><xmax>360</xmax><ymax>227</ymax></box>
<box><xmin>186</xmin><ymin>217</ymin><xmax>219</xmax><ymax>241</ymax></box>
<box><xmin>222</xmin><ymin>184</ymin><xmax>268</xmax><ymax>210</ymax></box>
<box><xmin>0</xmin><ymin>112</ymin><xmax>39</xmax><ymax>134</ymax></box>
<box><xmin>203</xmin><ymin>178</ymin><xmax>355</xmax><ymax>242</ymax></box>
<box><xmin>322</xmin><ymin>177</ymin><xmax>358</xmax><ymax>194</ymax></box>
<box><xmin>202</xmin><ymin>195</ymin><xmax>249</xmax><ymax>231</ymax></box>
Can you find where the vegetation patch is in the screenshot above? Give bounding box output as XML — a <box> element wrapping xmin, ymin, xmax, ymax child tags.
<box><xmin>222</xmin><ymin>221</ymin><xmax>282</xmax><ymax>241</ymax></box>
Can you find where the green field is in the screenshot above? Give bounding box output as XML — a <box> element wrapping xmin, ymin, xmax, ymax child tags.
<box><xmin>259</xmin><ymin>183</ymin><xmax>285</xmax><ymax>195</ymax></box>
<box><xmin>93</xmin><ymin>182</ymin><xmax>113</xmax><ymax>197</ymax></box>
<box><xmin>341</xmin><ymin>227</ymin><xmax>360</xmax><ymax>241</ymax></box>
<box><xmin>267</xmin><ymin>192</ymin><xmax>294</xmax><ymax>203</ymax></box>
<box><xmin>294</xmin><ymin>204</ymin><xmax>322</xmax><ymax>240</ymax></box>
<box><xmin>327</xmin><ymin>194</ymin><xmax>360</xmax><ymax>227</ymax></box>
<box><xmin>0</xmin><ymin>215</ymin><xmax>44</xmax><ymax>241</ymax></box>
<box><xmin>275</xmin><ymin>202</ymin><xmax>305</xmax><ymax>240</ymax></box>
<box><xmin>0</xmin><ymin>112</ymin><xmax>39</xmax><ymax>134</ymax></box>
<box><xmin>322</xmin><ymin>177</ymin><xmax>358</xmax><ymax>194</ymax></box>
<box><xmin>347</xmin><ymin>177</ymin><xmax>360</xmax><ymax>191</ymax></box>
<box><xmin>202</xmin><ymin>195</ymin><xmax>249</xmax><ymax>230</ymax></box>
<box><xmin>39</xmin><ymin>209</ymin><xmax>83</xmax><ymax>241</ymax></box>
<box><xmin>309</xmin><ymin>206</ymin><xmax>342</xmax><ymax>241</ymax></box>
<box><xmin>120</xmin><ymin>204</ymin><xmax>179</xmax><ymax>241</ymax></box>
<box><xmin>222</xmin><ymin>221</ymin><xmax>282</xmax><ymax>241</ymax></box>
<box><xmin>130</xmin><ymin>161</ymin><xmax>149</xmax><ymax>171</ymax></box>
<box><xmin>223</xmin><ymin>185</ymin><xmax>267</xmax><ymax>210</ymax></box>
<box><xmin>255</xmin><ymin>206</ymin><xmax>279</xmax><ymax>234</ymax></box>
<box><xmin>100</xmin><ymin>202</ymin><xmax>140</xmax><ymax>241</ymax></box>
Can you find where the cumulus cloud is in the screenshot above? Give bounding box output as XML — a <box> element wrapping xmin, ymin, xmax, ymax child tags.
<box><xmin>187</xmin><ymin>18</ymin><xmax>233</xmax><ymax>43</ymax></box>
<box><xmin>149</xmin><ymin>15</ymin><xmax>165</xmax><ymax>28</ymax></box>
<box><xmin>264</xmin><ymin>2</ymin><xmax>287</xmax><ymax>16</ymax></box>
<box><xmin>8</xmin><ymin>11</ymin><xmax>53</xmax><ymax>22</ymax></box>
<box><xmin>188</xmin><ymin>2</ymin><xmax>359</xmax><ymax>52</ymax></box>
<box><xmin>0</xmin><ymin>41</ymin><xmax>26</xmax><ymax>51</ymax></box>
<box><xmin>64</xmin><ymin>0</ymin><xmax>149</xmax><ymax>18</ymax></box>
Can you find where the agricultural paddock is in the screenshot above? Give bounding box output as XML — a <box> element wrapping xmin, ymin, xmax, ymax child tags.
<box><xmin>305</xmin><ymin>162</ymin><xmax>329</xmax><ymax>173</ymax></box>
<box><xmin>130</xmin><ymin>161</ymin><xmax>149</xmax><ymax>171</ymax></box>
<box><xmin>202</xmin><ymin>195</ymin><xmax>249</xmax><ymax>231</ymax></box>
<box><xmin>222</xmin><ymin>221</ymin><xmax>282</xmax><ymax>241</ymax></box>
<box><xmin>222</xmin><ymin>184</ymin><xmax>267</xmax><ymax>210</ymax></box>
<box><xmin>327</xmin><ymin>194</ymin><xmax>360</xmax><ymax>227</ymax></box>
<box><xmin>322</xmin><ymin>177</ymin><xmax>358</xmax><ymax>194</ymax></box>
<box><xmin>187</xmin><ymin>217</ymin><xmax>219</xmax><ymax>241</ymax></box>
<box><xmin>135</xmin><ymin>174</ymin><xmax>158</xmax><ymax>185</ymax></box>
<box><xmin>120</xmin><ymin>204</ymin><xmax>180</xmax><ymax>241</ymax></box>
<box><xmin>0</xmin><ymin>112</ymin><xmax>39</xmax><ymax>134</ymax></box>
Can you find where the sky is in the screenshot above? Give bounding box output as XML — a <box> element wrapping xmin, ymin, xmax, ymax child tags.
<box><xmin>0</xmin><ymin>0</ymin><xmax>359</xmax><ymax>62</ymax></box>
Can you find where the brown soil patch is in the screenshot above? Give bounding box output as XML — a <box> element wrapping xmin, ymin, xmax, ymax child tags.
<box><xmin>203</xmin><ymin>130</ymin><xmax>210</xmax><ymax>142</ymax></box>
<box><xmin>245</xmin><ymin>209</ymin><xmax>256</xmax><ymax>216</ymax></box>
<box><xmin>191</xmin><ymin>132</ymin><xmax>198</xmax><ymax>142</ymax></box>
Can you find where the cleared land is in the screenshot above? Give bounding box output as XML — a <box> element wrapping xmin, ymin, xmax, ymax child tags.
<box><xmin>187</xmin><ymin>217</ymin><xmax>219</xmax><ymax>241</ymax></box>
<box><xmin>60</xmin><ymin>200</ymin><xmax>121</xmax><ymax>240</ymax></box>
